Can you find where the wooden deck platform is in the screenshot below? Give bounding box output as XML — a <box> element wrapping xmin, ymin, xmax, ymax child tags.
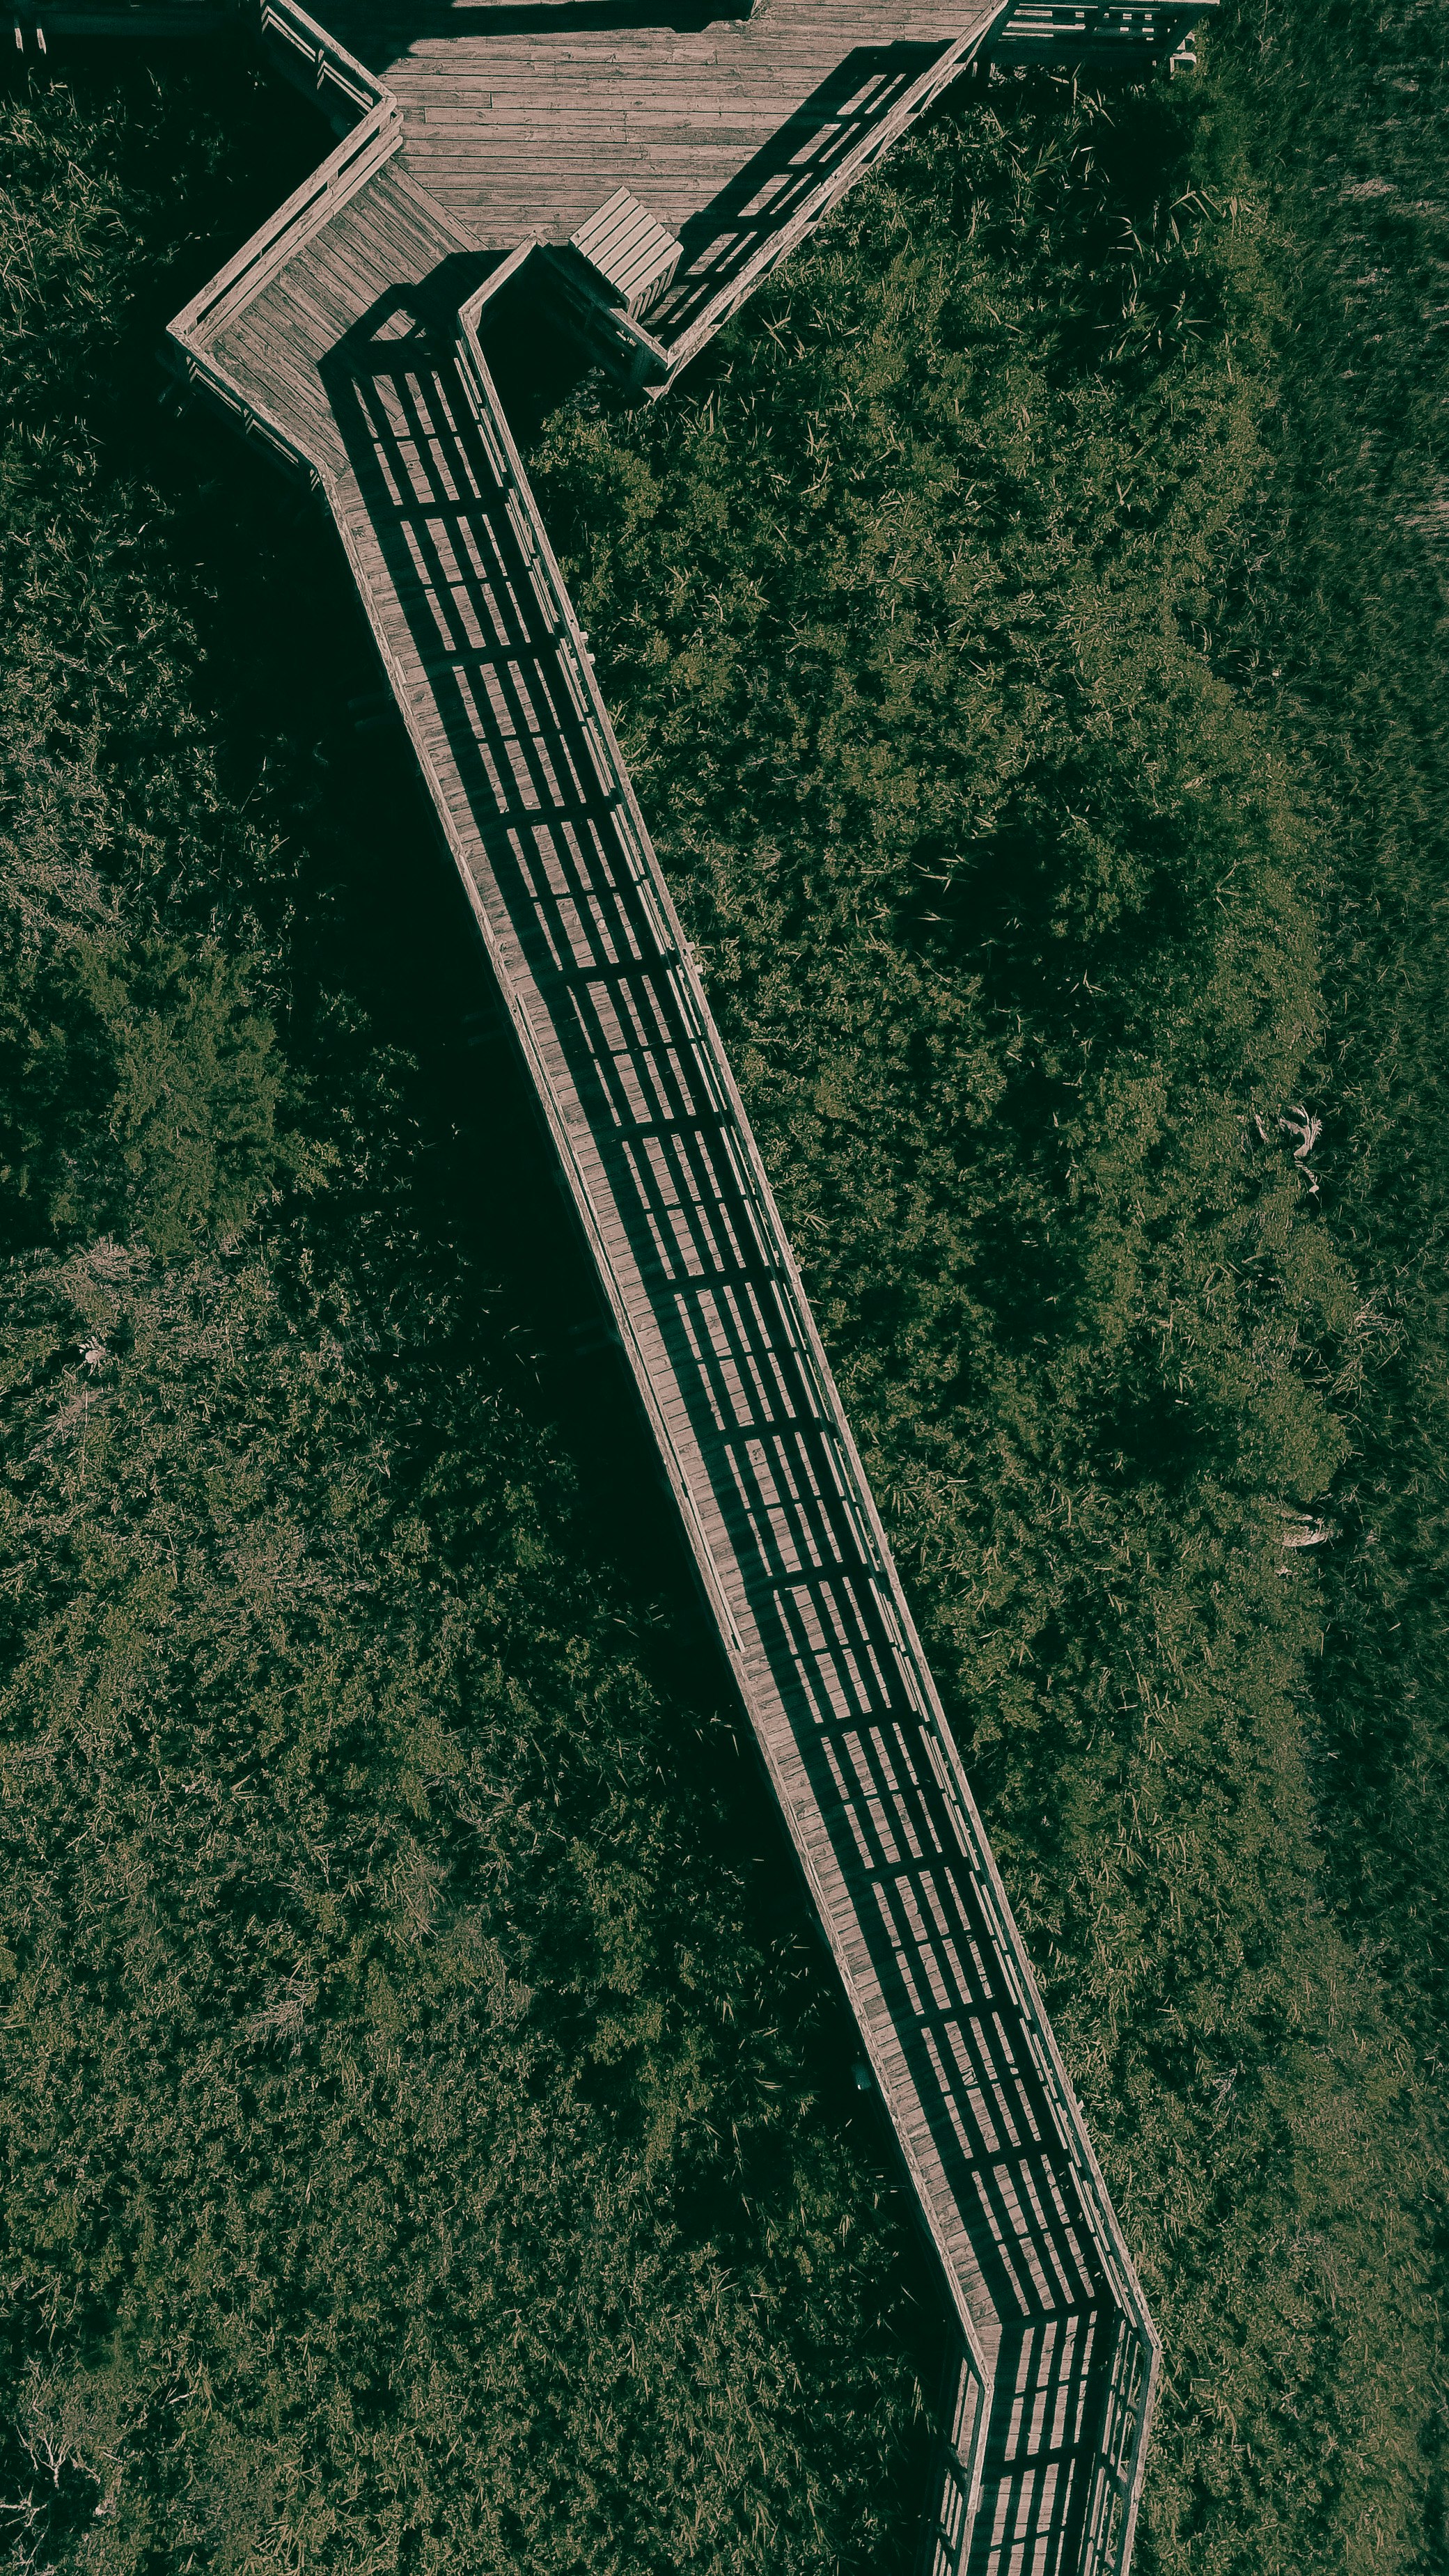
<box><xmin>151</xmin><ymin>1</ymin><xmax>1204</xmax><ymax>2564</ymax></box>
<box><xmin>338</xmin><ymin>0</ymin><xmax>1004</xmax><ymax>306</ymax></box>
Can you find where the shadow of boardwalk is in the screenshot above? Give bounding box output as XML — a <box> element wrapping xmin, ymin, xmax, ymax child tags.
<box><xmin>648</xmin><ymin>42</ymin><xmax>948</xmax><ymax>333</ymax></box>
<box><xmin>320</xmin><ymin>288</ymin><xmax>1145</xmax><ymax>2575</ymax></box>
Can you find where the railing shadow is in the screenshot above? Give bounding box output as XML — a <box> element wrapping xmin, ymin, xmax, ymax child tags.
<box><xmin>322</xmin><ymin>285</ymin><xmax>1138</xmax><ymax>2575</ymax></box>
<box><xmin>650</xmin><ymin>42</ymin><xmax>948</xmax><ymax>337</ymax></box>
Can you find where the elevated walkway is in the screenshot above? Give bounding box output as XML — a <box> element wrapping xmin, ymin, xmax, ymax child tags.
<box><xmin>76</xmin><ymin>0</ymin><xmax>1214</xmax><ymax>2560</ymax></box>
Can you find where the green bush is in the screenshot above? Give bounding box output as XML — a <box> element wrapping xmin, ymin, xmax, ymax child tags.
<box><xmin>1</xmin><ymin>7</ymin><xmax>1446</xmax><ymax>2571</ymax></box>
<box><xmin>528</xmin><ymin>49</ymin><xmax>1446</xmax><ymax>2576</ymax></box>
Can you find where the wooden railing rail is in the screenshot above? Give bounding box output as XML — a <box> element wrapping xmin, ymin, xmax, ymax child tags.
<box><xmin>169</xmin><ymin>6</ymin><xmax>398</xmax><ymax>354</ymax></box>
<box><xmin>450</xmin><ymin>281</ymin><xmax>763</xmax><ymax>1653</ymax></box>
<box><xmin>654</xmin><ymin>0</ymin><xmax>1010</xmax><ymax>383</ymax></box>
<box><xmin>540</xmin><ymin>246</ymin><xmax>673</xmax><ymax>392</ymax></box>
<box><xmin>987</xmin><ymin>0</ymin><xmax>1214</xmax><ymax>62</ymax></box>
<box><xmin>165</xmin><ymin>341</ymin><xmax>316</xmax><ymax>478</ymax></box>
<box><xmin>448</xmin><ymin>284</ymin><xmax>1160</xmax><ymax>2575</ymax></box>
<box><xmin>166</xmin><ymin>6</ymin><xmax>399</xmax><ymax>457</ymax></box>
<box><xmin>256</xmin><ymin>0</ymin><xmax>382</xmax><ymax>126</ymax></box>
<box><xmin>147</xmin><ymin>4</ymin><xmax>1176</xmax><ymax>2555</ymax></box>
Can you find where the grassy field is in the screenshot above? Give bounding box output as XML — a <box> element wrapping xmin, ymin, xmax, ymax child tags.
<box><xmin>1</xmin><ymin>6</ymin><xmax>1446</xmax><ymax>2571</ymax></box>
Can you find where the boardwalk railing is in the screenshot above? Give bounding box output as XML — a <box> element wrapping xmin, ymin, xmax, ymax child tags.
<box><xmin>165</xmin><ymin>0</ymin><xmax>400</xmax><ymax>464</ymax></box>
<box><xmin>150</xmin><ymin>3</ymin><xmax>1175</xmax><ymax>2560</ymax></box>
<box><xmin>538</xmin><ymin>246</ymin><xmax>673</xmax><ymax>395</ymax></box>
<box><xmin>987</xmin><ymin>1</ymin><xmax>1213</xmax><ymax>63</ymax></box>
<box><xmin>449</xmin><ymin>278</ymin><xmax>783</xmax><ymax>1649</ymax></box>
<box><xmin>433</xmin><ymin>288</ymin><xmax>1162</xmax><ymax>2575</ymax></box>
<box><xmin>651</xmin><ymin>6</ymin><xmax>1008</xmax><ymax>383</ymax></box>
<box><xmin>256</xmin><ymin>0</ymin><xmax>384</xmax><ymax>127</ymax></box>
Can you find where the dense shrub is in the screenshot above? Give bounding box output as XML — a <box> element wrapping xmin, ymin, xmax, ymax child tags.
<box><xmin>0</xmin><ymin>52</ymin><xmax>939</xmax><ymax>2576</ymax></box>
<box><xmin>1</xmin><ymin>7</ymin><xmax>1445</xmax><ymax>2571</ymax></box>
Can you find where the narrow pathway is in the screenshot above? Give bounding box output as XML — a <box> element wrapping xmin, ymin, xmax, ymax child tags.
<box><xmin>159</xmin><ymin>10</ymin><xmax>1183</xmax><ymax>2559</ymax></box>
<box><xmin>329</xmin><ymin>287</ymin><xmax>1152</xmax><ymax>2576</ymax></box>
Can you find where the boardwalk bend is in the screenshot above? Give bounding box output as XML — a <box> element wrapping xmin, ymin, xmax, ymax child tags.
<box><xmin>31</xmin><ymin>0</ymin><xmax>1216</xmax><ymax>2565</ymax></box>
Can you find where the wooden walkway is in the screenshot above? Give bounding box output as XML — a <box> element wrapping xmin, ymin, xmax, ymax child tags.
<box><xmin>342</xmin><ymin>0</ymin><xmax>1001</xmax><ymax>244</ymax></box>
<box><xmin>157</xmin><ymin>1</ymin><xmax>1209</xmax><ymax>2566</ymax></box>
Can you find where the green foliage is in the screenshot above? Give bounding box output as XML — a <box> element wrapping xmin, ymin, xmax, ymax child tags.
<box><xmin>528</xmin><ymin>50</ymin><xmax>1446</xmax><ymax>2576</ymax></box>
<box><xmin>1</xmin><ymin>8</ymin><xmax>1446</xmax><ymax>2575</ymax></box>
<box><xmin>1208</xmin><ymin>0</ymin><xmax>1449</xmax><ymax>2076</ymax></box>
<box><xmin>0</xmin><ymin>1239</ymin><xmax>928</xmax><ymax>2574</ymax></box>
<box><xmin>3</xmin><ymin>934</ymin><xmax>286</xmax><ymax>1252</ymax></box>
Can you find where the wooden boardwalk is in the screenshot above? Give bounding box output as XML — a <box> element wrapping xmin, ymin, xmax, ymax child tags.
<box><xmin>158</xmin><ymin>1</ymin><xmax>1212</xmax><ymax>2564</ymax></box>
<box><xmin>341</xmin><ymin>0</ymin><xmax>1003</xmax><ymax>245</ymax></box>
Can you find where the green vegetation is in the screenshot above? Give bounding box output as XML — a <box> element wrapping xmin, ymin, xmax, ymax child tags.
<box><xmin>1216</xmin><ymin>0</ymin><xmax>1449</xmax><ymax>2110</ymax></box>
<box><xmin>2</xmin><ymin>7</ymin><xmax>1446</xmax><ymax>2574</ymax></box>
<box><xmin>0</xmin><ymin>49</ymin><xmax>942</xmax><ymax>2576</ymax></box>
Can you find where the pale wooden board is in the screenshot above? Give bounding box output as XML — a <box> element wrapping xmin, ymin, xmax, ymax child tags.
<box><xmin>320</xmin><ymin>0</ymin><xmax>1005</xmax><ymax>251</ymax></box>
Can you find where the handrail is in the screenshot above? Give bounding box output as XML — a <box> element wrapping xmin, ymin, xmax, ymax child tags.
<box><xmin>257</xmin><ymin>0</ymin><xmax>381</xmax><ymax>123</ymax></box>
<box><xmin>451</xmin><ymin>283</ymin><xmax>1161</xmax><ymax>2573</ymax></box>
<box><xmin>165</xmin><ymin>3</ymin><xmax>399</xmax><ymax>477</ymax></box>
<box><xmin>539</xmin><ymin>243</ymin><xmax>672</xmax><ymax>390</ymax></box>
<box><xmin>150</xmin><ymin>6</ymin><xmax>1171</xmax><ymax>2557</ymax></box>
<box><xmin>654</xmin><ymin>0</ymin><xmax>1010</xmax><ymax>381</ymax></box>
<box><xmin>169</xmin><ymin>1</ymin><xmax>398</xmax><ymax>354</ymax></box>
<box><xmin>167</xmin><ymin>342</ymin><xmax>318</xmax><ymax>480</ymax></box>
<box><xmin>453</xmin><ymin>288</ymin><xmax>760</xmax><ymax>1654</ymax></box>
<box><xmin>988</xmin><ymin>0</ymin><xmax>1215</xmax><ymax>60</ymax></box>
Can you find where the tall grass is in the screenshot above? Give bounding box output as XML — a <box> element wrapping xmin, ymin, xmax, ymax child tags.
<box><xmin>0</xmin><ymin>11</ymin><xmax>1444</xmax><ymax>2572</ymax></box>
<box><xmin>527</xmin><ymin>43</ymin><xmax>1448</xmax><ymax>2573</ymax></box>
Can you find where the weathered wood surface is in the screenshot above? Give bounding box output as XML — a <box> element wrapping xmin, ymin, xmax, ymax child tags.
<box><xmin>336</xmin><ymin>0</ymin><xmax>1008</xmax><ymax>262</ymax></box>
<box><xmin>156</xmin><ymin>7</ymin><xmax>1180</xmax><ymax>2563</ymax></box>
